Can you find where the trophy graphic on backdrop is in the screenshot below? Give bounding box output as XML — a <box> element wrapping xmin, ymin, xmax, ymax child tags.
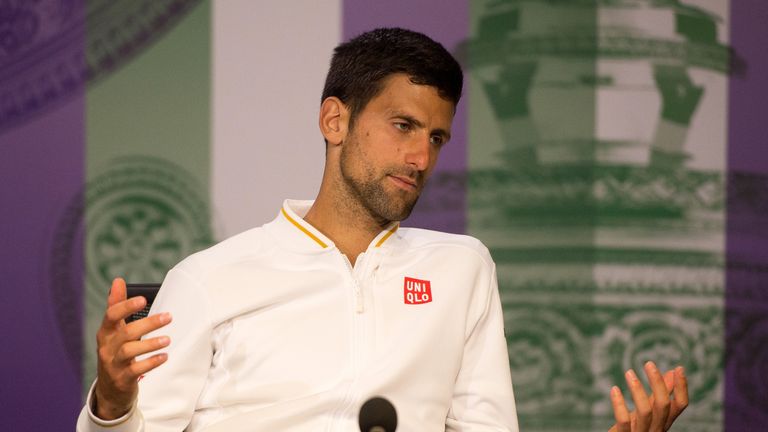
<box><xmin>466</xmin><ymin>1</ymin><xmax>730</xmax><ymax>430</ymax></box>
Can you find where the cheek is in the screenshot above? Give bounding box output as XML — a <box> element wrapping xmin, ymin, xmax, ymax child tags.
<box><xmin>349</xmin><ymin>142</ymin><xmax>379</xmax><ymax>176</ymax></box>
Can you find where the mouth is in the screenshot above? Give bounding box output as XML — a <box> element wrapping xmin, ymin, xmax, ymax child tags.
<box><xmin>388</xmin><ymin>174</ymin><xmax>418</xmax><ymax>191</ymax></box>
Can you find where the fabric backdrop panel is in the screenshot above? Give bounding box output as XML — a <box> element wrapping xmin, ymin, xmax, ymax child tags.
<box><xmin>82</xmin><ymin>1</ymin><xmax>213</xmax><ymax>395</ymax></box>
<box><xmin>0</xmin><ymin>73</ymin><xmax>86</xmax><ymax>431</ymax></box>
<box><xmin>467</xmin><ymin>1</ymin><xmax>729</xmax><ymax>430</ymax></box>
<box><xmin>211</xmin><ymin>0</ymin><xmax>340</xmax><ymax>239</ymax></box>
<box><xmin>726</xmin><ymin>0</ymin><xmax>768</xmax><ymax>429</ymax></box>
<box><xmin>0</xmin><ymin>1</ymin><xmax>86</xmax><ymax>428</ymax></box>
<box><xmin>467</xmin><ymin>3</ymin><xmax>599</xmax><ymax>429</ymax></box>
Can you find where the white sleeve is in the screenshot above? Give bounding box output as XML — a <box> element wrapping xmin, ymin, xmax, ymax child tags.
<box><xmin>76</xmin><ymin>265</ymin><xmax>214</xmax><ymax>432</ymax></box>
<box><xmin>76</xmin><ymin>380</ymin><xmax>144</xmax><ymax>432</ymax></box>
<box><xmin>445</xmin><ymin>262</ymin><xmax>520</xmax><ymax>432</ymax></box>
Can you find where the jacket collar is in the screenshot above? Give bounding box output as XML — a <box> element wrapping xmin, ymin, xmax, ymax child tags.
<box><xmin>268</xmin><ymin>199</ymin><xmax>400</xmax><ymax>253</ymax></box>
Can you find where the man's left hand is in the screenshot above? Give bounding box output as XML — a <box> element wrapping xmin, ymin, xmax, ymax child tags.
<box><xmin>609</xmin><ymin>361</ymin><xmax>688</xmax><ymax>431</ymax></box>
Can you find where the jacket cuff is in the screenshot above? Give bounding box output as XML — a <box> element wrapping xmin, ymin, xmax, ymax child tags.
<box><xmin>78</xmin><ymin>380</ymin><xmax>143</xmax><ymax>431</ymax></box>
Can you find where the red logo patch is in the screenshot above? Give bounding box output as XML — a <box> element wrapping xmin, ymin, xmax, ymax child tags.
<box><xmin>404</xmin><ymin>277</ymin><xmax>432</xmax><ymax>305</ymax></box>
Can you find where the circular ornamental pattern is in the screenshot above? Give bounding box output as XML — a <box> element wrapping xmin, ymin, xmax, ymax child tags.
<box><xmin>49</xmin><ymin>156</ymin><xmax>212</xmax><ymax>378</ymax></box>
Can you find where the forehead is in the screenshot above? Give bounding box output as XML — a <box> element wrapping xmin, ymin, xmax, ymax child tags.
<box><xmin>363</xmin><ymin>74</ymin><xmax>455</xmax><ymax>128</ymax></box>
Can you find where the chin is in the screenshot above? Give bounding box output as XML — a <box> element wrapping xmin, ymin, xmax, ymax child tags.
<box><xmin>381</xmin><ymin>198</ymin><xmax>419</xmax><ymax>222</ymax></box>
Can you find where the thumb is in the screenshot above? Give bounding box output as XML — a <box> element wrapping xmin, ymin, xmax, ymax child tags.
<box><xmin>108</xmin><ymin>277</ymin><xmax>127</xmax><ymax>307</ymax></box>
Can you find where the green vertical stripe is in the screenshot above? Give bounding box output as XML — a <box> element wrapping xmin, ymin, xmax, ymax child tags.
<box><xmin>468</xmin><ymin>2</ymin><xmax>601</xmax><ymax>429</ymax></box>
<box><xmin>83</xmin><ymin>2</ymin><xmax>212</xmax><ymax>393</ymax></box>
<box><xmin>468</xmin><ymin>2</ymin><xmax>727</xmax><ymax>431</ymax></box>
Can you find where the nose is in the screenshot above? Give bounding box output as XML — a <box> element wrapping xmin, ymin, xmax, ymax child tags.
<box><xmin>404</xmin><ymin>134</ymin><xmax>432</xmax><ymax>171</ymax></box>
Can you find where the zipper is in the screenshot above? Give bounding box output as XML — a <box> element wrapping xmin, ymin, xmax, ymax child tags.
<box><xmin>327</xmin><ymin>250</ymin><xmax>368</xmax><ymax>430</ymax></box>
<box><xmin>340</xmin><ymin>253</ymin><xmax>364</xmax><ymax>313</ymax></box>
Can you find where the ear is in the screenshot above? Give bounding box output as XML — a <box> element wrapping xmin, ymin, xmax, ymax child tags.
<box><xmin>319</xmin><ymin>97</ymin><xmax>349</xmax><ymax>146</ymax></box>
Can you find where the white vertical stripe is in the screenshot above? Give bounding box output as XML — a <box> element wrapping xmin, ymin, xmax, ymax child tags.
<box><xmin>212</xmin><ymin>0</ymin><xmax>342</xmax><ymax>239</ymax></box>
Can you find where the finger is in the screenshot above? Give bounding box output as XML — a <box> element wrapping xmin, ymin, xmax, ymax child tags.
<box><xmin>626</xmin><ymin>368</ymin><xmax>652</xmax><ymax>431</ymax></box>
<box><xmin>610</xmin><ymin>386</ymin><xmax>631</xmax><ymax>432</ymax></box>
<box><xmin>103</xmin><ymin>296</ymin><xmax>148</xmax><ymax>328</ymax></box>
<box><xmin>644</xmin><ymin>361</ymin><xmax>671</xmax><ymax>431</ymax></box>
<box><xmin>665</xmin><ymin>366</ymin><xmax>689</xmax><ymax>430</ymax></box>
<box><xmin>114</xmin><ymin>336</ymin><xmax>171</xmax><ymax>363</ymax></box>
<box><xmin>663</xmin><ymin>370</ymin><xmax>674</xmax><ymax>392</ymax></box>
<box><xmin>123</xmin><ymin>312</ymin><xmax>172</xmax><ymax>341</ymax></box>
<box><xmin>107</xmin><ymin>278</ymin><xmax>127</xmax><ymax>307</ymax></box>
<box><xmin>126</xmin><ymin>353</ymin><xmax>169</xmax><ymax>379</ymax></box>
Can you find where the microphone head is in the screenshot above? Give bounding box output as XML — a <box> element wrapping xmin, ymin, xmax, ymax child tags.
<box><xmin>358</xmin><ymin>396</ymin><xmax>397</xmax><ymax>432</ymax></box>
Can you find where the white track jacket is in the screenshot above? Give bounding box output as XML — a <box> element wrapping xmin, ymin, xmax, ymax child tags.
<box><xmin>77</xmin><ymin>200</ymin><xmax>518</xmax><ymax>431</ymax></box>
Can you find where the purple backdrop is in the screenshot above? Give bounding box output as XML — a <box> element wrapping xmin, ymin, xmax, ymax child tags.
<box><xmin>0</xmin><ymin>77</ymin><xmax>84</xmax><ymax>429</ymax></box>
<box><xmin>0</xmin><ymin>0</ymin><xmax>86</xmax><ymax>427</ymax></box>
<box><xmin>726</xmin><ymin>0</ymin><xmax>768</xmax><ymax>430</ymax></box>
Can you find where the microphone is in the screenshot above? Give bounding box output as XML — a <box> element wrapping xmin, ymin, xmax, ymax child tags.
<box><xmin>358</xmin><ymin>396</ymin><xmax>398</xmax><ymax>432</ymax></box>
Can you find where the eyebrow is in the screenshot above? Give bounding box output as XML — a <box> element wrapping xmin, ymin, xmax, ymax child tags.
<box><xmin>392</xmin><ymin>112</ymin><xmax>452</xmax><ymax>142</ymax></box>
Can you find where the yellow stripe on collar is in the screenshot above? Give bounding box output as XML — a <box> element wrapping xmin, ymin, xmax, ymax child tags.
<box><xmin>281</xmin><ymin>208</ymin><xmax>328</xmax><ymax>248</ymax></box>
<box><xmin>375</xmin><ymin>224</ymin><xmax>399</xmax><ymax>247</ymax></box>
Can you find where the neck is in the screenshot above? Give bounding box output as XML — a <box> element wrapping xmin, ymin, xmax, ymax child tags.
<box><xmin>303</xmin><ymin>185</ymin><xmax>391</xmax><ymax>266</ymax></box>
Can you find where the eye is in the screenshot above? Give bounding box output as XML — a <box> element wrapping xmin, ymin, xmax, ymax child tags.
<box><xmin>430</xmin><ymin>135</ymin><xmax>445</xmax><ymax>146</ymax></box>
<box><xmin>394</xmin><ymin>122</ymin><xmax>411</xmax><ymax>132</ymax></box>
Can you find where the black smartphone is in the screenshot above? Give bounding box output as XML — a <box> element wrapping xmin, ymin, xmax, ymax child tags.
<box><xmin>124</xmin><ymin>283</ymin><xmax>161</xmax><ymax>323</ymax></box>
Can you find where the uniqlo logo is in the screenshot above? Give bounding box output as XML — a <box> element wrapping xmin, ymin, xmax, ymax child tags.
<box><xmin>404</xmin><ymin>277</ymin><xmax>432</xmax><ymax>305</ymax></box>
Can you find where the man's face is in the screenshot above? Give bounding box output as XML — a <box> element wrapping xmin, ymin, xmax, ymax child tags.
<box><xmin>339</xmin><ymin>74</ymin><xmax>455</xmax><ymax>223</ymax></box>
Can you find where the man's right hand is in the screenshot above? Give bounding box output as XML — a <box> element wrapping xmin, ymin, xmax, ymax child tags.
<box><xmin>94</xmin><ymin>278</ymin><xmax>172</xmax><ymax>420</ymax></box>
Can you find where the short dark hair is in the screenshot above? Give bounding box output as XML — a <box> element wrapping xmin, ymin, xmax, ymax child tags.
<box><xmin>321</xmin><ymin>28</ymin><xmax>463</xmax><ymax>126</ymax></box>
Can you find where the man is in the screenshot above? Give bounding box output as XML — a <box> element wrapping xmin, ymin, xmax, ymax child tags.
<box><xmin>77</xmin><ymin>28</ymin><xmax>687</xmax><ymax>431</ymax></box>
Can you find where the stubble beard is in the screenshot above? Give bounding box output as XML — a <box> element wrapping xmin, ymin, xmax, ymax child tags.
<box><xmin>339</xmin><ymin>137</ymin><xmax>423</xmax><ymax>224</ymax></box>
